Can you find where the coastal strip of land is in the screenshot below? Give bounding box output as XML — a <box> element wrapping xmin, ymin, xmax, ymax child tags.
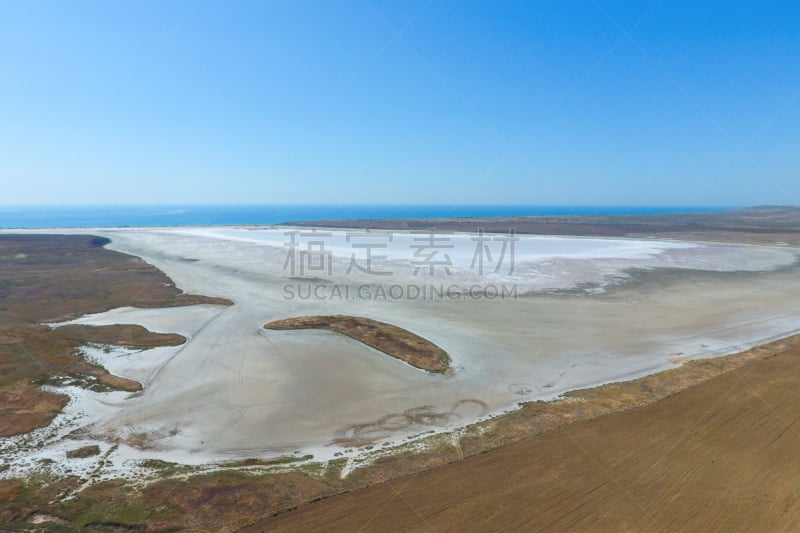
<box><xmin>263</xmin><ymin>315</ymin><xmax>452</xmax><ymax>374</ymax></box>
<box><xmin>285</xmin><ymin>205</ymin><xmax>800</xmax><ymax>245</ymax></box>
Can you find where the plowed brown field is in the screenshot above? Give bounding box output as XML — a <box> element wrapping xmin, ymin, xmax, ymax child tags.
<box><xmin>252</xmin><ymin>345</ymin><xmax>800</xmax><ymax>532</ymax></box>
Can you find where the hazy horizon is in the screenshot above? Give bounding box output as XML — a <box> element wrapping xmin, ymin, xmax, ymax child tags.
<box><xmin>0</xmin><ymin>202</ymin><xmax>747</xmax><ymax>208</ymax></box>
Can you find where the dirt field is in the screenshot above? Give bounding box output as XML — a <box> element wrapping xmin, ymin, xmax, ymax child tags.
<box><xmin>264</xmin><ymin>315</ymin><xmax>452</xmax><ymax>374</ymax></box>
<box><xmin>251</xmin><ymin>338</ymin><xmax>800</xmax><ymax>532</ymax></box>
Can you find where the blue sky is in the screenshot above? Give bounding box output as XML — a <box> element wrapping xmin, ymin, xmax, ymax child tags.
<box><xmin>1</xmin><ymin>0</ymin><xmax>798</xmax><ymax>206</ymax></box>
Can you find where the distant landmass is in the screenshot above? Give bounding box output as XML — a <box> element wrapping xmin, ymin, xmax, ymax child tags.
<box><xmin>287</xmin><ymin>205</ymin><xmax>800</xmax><ymax>242</ymax></box>
<box><xmin>0</xmin><ymin>204</ymin><xmax>735</xmax><ymax>229</ymax></box>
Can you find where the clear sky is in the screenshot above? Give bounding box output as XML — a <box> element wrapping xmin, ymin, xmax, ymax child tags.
<box><xmin>1</xmin><ymin>1</ymin><xmax>798</xmax><ymax>206</ymax></box>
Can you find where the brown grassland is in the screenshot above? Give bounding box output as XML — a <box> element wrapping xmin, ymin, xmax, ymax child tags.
<box><xmin>0</xmin><ymin>234</ymin><xmax>230</xmax><ymax>437</ymax></box>
<box><xmin>263</xmin><ymin>315</ymin><xmax>452</xmax><ymax>374</ymax></box>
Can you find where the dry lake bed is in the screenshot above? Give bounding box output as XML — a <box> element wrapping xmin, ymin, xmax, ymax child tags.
<box><xmin>3</xmin><ymin>226</ymin><xmax>800</xmax><ymax>481</ymax></box>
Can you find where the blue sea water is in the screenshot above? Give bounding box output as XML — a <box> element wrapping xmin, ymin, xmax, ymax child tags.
<box><xmin>0</xmin><ymin>205</ymin><xmax>734</xmax><ymax>229</ymax></box>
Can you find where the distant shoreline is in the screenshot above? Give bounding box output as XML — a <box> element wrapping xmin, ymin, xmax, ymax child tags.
<box><xmin>0</xmin><ymin>204</ymin><xmax>739</xmax><ymax>230</ymax></box>
<box><xmin>4</xmin><ymin>206</ymin><xmax>800</xmax><ymax>248</ymax></box>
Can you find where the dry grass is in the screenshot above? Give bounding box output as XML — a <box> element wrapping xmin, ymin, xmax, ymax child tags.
<box><xmin>0</xmin><ymin>234</ymin><xmax>230</xmax><ymax>436</ymax></box>
<box><xmin>0</xmin><ymin>479</ymin><xmax>25</xmax><ymax>524</ymax></box>
<box><xmin>55</xmin><ymin>324</ymin><xmax>186</xmax><ymax>348</ymax></box>
<box><xmin>264</xmin><ymin>315</ymin><xmax>451</xmax><ymax>374</ymax></box>
<box><xmin>0</xmin><ymin>382</ymin><xmax>68</xmax><ymax>437</ymax></box>
<box><xmin>0</xmin><ymin>470</ymin><xmax>335</xmax><ymax>532</ymax></box>
<box><xmin>65</xmin><ymin>445</ymin><xmax>101</xmax><ymax>459</ymax></box>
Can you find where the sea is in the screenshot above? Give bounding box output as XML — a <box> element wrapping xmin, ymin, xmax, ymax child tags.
<box><xmin>0</xmin><ymin>205</ymin><xmax>734</xmax><ymax>229</ymax></box>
